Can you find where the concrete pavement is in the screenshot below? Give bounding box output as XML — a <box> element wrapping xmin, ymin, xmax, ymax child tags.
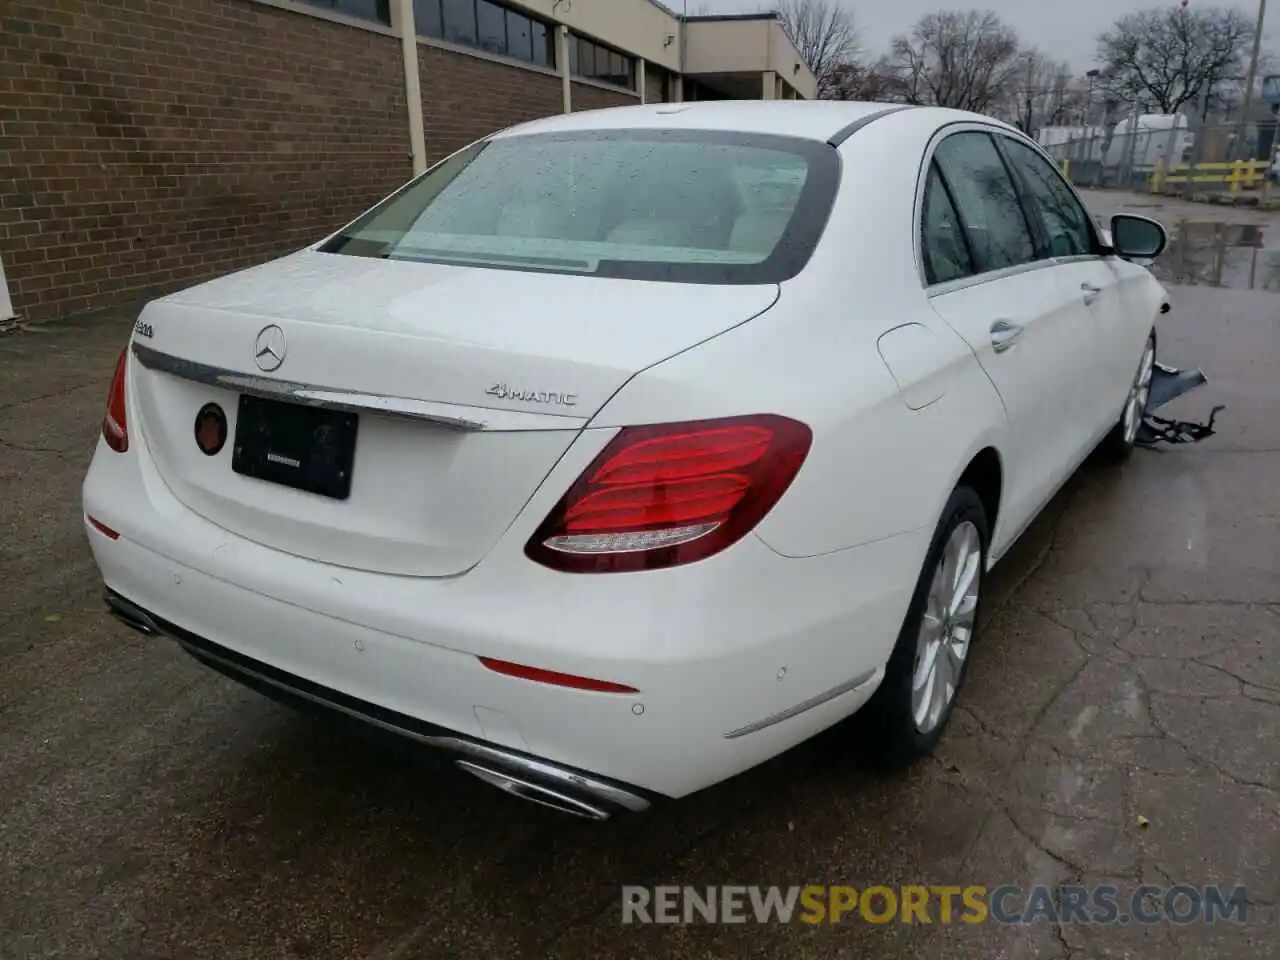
<box><xmin>1</xmin><ymin>284</ymin><xmax>1277</xmax><ymax>958</ymax></box>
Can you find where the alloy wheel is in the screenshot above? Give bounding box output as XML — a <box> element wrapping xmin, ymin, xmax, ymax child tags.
<box><xmin>1123</xmin><ymin>341</ymin><xmax>1156</xmax><ymax>446</ymax></box>
<box><xmin>910</xmin><ymin>519</ymin><xmax>981</xmax><ymax>734</ymax></box>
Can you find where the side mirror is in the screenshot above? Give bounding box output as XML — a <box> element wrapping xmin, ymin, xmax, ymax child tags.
<box><xmin>1109</xmin><ymin>214</ymin><xmax>1167</xmax><ymax>260</ymax></box>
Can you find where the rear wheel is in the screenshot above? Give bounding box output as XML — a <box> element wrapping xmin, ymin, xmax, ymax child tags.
<box><xmin>858</xmin><ymin>485</ymin><xmax>987</xmax><ymax>767</ymax></box>
<box><xmin>1100</xmin><ymin>332</ymin><xmax>1156</xmax><ymax>462</ymax></box>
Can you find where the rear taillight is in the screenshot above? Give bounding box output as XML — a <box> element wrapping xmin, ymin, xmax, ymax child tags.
<box><xmin>526</xmin><ymin>414</ymin><xmax>812</xmax><ymax>573</ymax></box>
<box><xmin>102</xmin><ymin>347</ymin><xmax>128</xmax><ymax>453</ymax></box>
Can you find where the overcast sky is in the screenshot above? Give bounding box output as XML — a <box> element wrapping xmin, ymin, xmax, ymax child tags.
<box><xmin>687</xmin><ymin>0</ymin><xmax>1270</xmax><ymax>72</ymax></box>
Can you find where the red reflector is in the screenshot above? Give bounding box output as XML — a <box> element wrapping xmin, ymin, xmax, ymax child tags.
<box><xmin>526</xmin><ymin>414</ymin><xmax>812</xmax><ymax>573</ymax></box>
<box><xmin>478</xmin><ymin>657</ymin><xmax>639</xmax><ymax>694</ymax></box>
<box><xmin>102</xmin><ymin>346</ymin><xmax>129</xmax><ymax>453</ymax></box>
<box><xmin>86</xmin><ymin>515</ymin><xmax>120</xmax><ymax>540</ymax></box>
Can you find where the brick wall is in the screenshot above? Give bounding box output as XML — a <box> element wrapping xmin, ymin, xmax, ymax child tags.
<box><xmin>0</xmin><ymin>0</ymin><xmax>412</xmax><ymax>325</ymax></box>
<box><xmin>571</xmin><ymin>82</ymin><xmax>639</xmax><ymax>113</ymax></box>
<box><xmin>418</xmin><ymin>44</ymin><xmax>562</xmax><ymax>164</ymax></box>
<box><xmin>0</xmin><ymin>0</ymin><xmax>649</xmax><ymax>325</ymax></box>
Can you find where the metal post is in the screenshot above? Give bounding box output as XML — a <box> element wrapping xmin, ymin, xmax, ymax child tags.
<box><xmin>1212</xmin><ymin>221</ymin><xmax>1226</xmax><ymax>286</ymax></box>
<box><xmin>392</xmin><ymin>0</ymin><xmax>426</xmax><ymax>175</ymax></box>
<box><xmin>1160</xmin><ymin>116</ymin><xmax>1180</xmax><ymax>194</ymax></box>
<box><xmin>1124</xmin><ymin>104</ymin><xmax>1141</xmax><ymax>188</ymax></box>
<box><xmin>559</xmin><ymin>26</ymin><xmax>572</xmax><ymax>113</ymax></box>
<box><xmin>1235</xmin><ymin>0</ymin><xmax>1268</xmax><ymax>162</ymax></box>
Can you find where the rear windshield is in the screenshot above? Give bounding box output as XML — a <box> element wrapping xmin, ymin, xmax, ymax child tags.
<box><xmin>320</xmin><ymin>129</ymin><xmax>840</xmax><ymax>284</ymax></box>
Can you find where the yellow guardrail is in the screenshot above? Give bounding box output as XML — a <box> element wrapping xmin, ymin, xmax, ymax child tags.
<box><xmin>1149</xmin><ymin>158</ymin><xmax>1271</xmax><ymax>193</ymax></box>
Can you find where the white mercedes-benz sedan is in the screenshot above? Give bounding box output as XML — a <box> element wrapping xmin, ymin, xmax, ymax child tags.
<box><xmin>83</xmin><ymin>101</ymin><xmax>1169</xmax><ymax>819</ymax></box>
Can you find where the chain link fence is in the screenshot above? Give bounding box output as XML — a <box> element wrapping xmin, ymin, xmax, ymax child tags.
<box><xmin>1038</xmin><ymin>114</ymin><xmax>1278</xmax><ymax>199</ymax></box>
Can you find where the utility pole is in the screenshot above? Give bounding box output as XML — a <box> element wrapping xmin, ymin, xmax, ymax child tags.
<box><xmin>1235</xmin><ymin>0</ymin><xmax>1268</xmax><ymax>161</ymax></box>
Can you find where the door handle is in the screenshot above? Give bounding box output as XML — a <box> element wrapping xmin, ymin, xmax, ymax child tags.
<box><xmin>990</xmin><ymin>320</ymin><xmax>1025</xmax><ymax>353</ymax></box>
<box><xmin>1081</xmin><ymin>282</ymin><xmax>1102</xmax><ymax>305</ymax></box>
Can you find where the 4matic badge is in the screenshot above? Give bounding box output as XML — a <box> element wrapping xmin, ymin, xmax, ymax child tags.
<box><xmin>486</xmin><ymin>383</ymin><xmax>578</xmax><ymax>408</ymax></box>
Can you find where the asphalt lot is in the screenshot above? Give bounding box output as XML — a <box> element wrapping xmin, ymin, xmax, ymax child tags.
<box><xmin>2</xmin><ymin>277</ymin><xmax>1278</xmax><ymax>958</ymax></box>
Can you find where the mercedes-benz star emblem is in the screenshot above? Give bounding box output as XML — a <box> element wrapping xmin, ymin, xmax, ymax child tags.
<box><xmin>254</xmin><ymin>324</ymin><xmax>286</xmax><ymax>372</ymax></box>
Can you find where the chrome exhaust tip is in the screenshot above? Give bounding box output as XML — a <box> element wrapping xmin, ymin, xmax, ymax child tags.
<box><xmin>104</xmin><ymin>591</ymin><xmax>159</xmax><ymax>635</ymax></box>
<box><xmin>455</xmin><ymin>760</ymin><xmax>611</xmax><ymax>820</ymax></box>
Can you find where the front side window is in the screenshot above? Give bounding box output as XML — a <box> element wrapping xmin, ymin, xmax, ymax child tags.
<box><xmin>321</xmin><ymin>131</ymin><xmax>841</xmax><ymax>284</ymax></box>
<box><xmin>998</xmin><ymin>137</ymin><xmax>1095</xmax><ymax>259</ymax></box>
<box><xmin>933</xmin><ymin>132</ymin><xmax>1036</xmax><ymax>274</ymax></box>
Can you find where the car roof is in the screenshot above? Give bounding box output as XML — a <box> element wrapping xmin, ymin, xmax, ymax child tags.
<box><xmin>490</xmin><ymin>101</ymin><xmax>1017</xmax><ymax>145</ymax></box>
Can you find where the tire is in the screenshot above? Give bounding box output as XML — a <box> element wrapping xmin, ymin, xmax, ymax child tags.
<box><xmin>857</xmin><ymin>485</ymin><xmax>988</xmax><ymax>768</ymax></box>
<box><xmin>1100</xmin><ymin>331</ymin><xmax>1156</xmax><ymax>463</ymax></box>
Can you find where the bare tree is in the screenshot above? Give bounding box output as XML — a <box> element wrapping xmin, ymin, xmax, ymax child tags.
<box><xmin>827</xmin><ymin>60</ymin><xmax>900</xmax><ymax>101</ymax></box>
<box><xmin>883</xmin><ymin>10</ymin><xmax>1022</xmax><ymax>113</ymax></box>
<box><xmin>774</xmin><ymin>0</ymin><xmax>861</xmax><ymax>98</ymax></box>
<box><xmin>1097</xmin><ymin>5</ymin><xmax>1253</xmax><ymax>115</ymax></box>
<box><xmin>996</xmin><ymin>50</ymin><xmax>1075</xmax><ymax>133</ymax></box>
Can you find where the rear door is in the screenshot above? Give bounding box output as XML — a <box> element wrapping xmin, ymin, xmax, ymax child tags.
<box><xmin>922</xmin><ymin>129</ymin><xmax>1098</xmax><ymax>539</ymax></box>
<box><xmin>995</xmin><ymin>133</ymin><xmax>1136</xmax><ymax>433</ymax></box>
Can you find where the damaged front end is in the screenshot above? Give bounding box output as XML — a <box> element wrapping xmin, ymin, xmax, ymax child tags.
<box><xmin>1137</xmin><ymin>303</ymin><xmax>1224</xmax><ymax>447</ymax></box>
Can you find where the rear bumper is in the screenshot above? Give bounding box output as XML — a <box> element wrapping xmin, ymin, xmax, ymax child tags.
<box><xmin>104</xmin><ymin>588</ymin><xmax>651</xmax><ymax>818</ymax></box>
<box><xmin>84</xmin><ymin>431</ymin><xmax>928</xmax><ymax>799</ymax></box>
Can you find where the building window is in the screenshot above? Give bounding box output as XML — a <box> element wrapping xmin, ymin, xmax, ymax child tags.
<box><xmin>413</xmin><ymin>0</ymin><xmax>442</xmax><ymax>36</ymax></box>
<box><xmin>529</xmin><ymin>19</ymin><xmax>552</xmax><ymax>66</ymax></box>
<box><xmin>569</xmin><ymin>33</ymin><xmax>636</xmax><ymax>90</ymax></box>
<box><xmin>298</xmin><ymin>0</ymin><xmax>391</xmax><ymax>25</ymax></box>
<box><xmin>440</xmin><ymin>0</ymin><xmax>476</xmax><ymax>45</ymax></box>
<box><xmin>415</xmin><ymin>0</ymin><xmax>556</xmax><ymax>68</ymax></box>
<box><xmin>506</xmin><ymin>9</ymin><xmax>532</xmax><ymax>61</ymax></box>
<box><xmin>476</xmin><ymin>0</ymin><xmax>505</xmax><ymax>55</ymax></box>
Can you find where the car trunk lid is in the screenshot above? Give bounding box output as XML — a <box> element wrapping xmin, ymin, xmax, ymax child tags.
<box><xmin>129</xmin><ymin>251</ymin><xmax>779</xmax><ymax>577</ymax></box>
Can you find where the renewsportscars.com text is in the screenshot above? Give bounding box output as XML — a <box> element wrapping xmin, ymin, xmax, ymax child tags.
<box><xmin>621</xmin><ymin>884</ymin><xmax>1249</xmax><ymax>925</ymax></box>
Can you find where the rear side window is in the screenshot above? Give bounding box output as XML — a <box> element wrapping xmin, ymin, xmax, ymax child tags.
<box><xmin>933</xmin><ymin>132</ymin><xmax>1036</xmax><ymax>273</ymax></box>
<box><xmin>998</xmin><ymin>136</ymin><xmax>1095</xmax><ymax>258</ymax></box>
<box><xmin>921</xmin><ymin>162</ymin><xmax>974</xmax><ymax>285</ymax></box>
<box><xmin>321</xmin><ymin>130</ymin><xmax>841</xmax><ymax>285</ymax></box>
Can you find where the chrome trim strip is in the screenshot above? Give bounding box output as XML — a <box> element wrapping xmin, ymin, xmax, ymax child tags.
<box><xmin>925</xmin><ymin>259</ymin><xmax>1058</xmax><ymax>297</ymax></box>
<box><xmin>131</xmin><ymin>342</ymin><xmax>585</xmax><ymax>432</ymax></box>
<box><xmin>723</xmin><ymin>669</ymin><xmax>879</xmax><ymax>739</ymax></box>
<box><xmin>172</xmin><ymin>636</ymin><xmax>651</xmax><ymax>812</ymax></box>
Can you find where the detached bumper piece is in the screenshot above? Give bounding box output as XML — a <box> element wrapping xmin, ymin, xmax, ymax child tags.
<box><xmin>1138</xmin><ymin>362</ymin><xmax>1224</xmax><ymax>446</ymax></box>
<box><xmin>102</xmin><ymin>589</ymin><xmax>654</xmax><ymax>819</ymax></box>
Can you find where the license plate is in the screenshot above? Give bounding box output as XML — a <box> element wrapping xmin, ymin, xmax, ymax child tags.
<box><xmin>231</xmin><ymin>395</ymin><xmax>358</xmax><ymax>500</ymax></box>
